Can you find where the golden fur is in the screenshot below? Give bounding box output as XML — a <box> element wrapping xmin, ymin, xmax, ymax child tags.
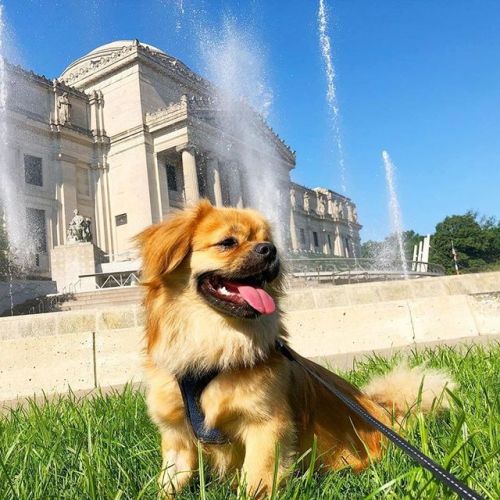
<box><xmin>137</xmin><ymin>200</ymin><xmax>453</xmax><ymax>497</ymax></box>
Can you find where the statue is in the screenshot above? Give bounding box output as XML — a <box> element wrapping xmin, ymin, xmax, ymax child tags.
<box><xmin>327</xmin><ymin>193</ymin><xmax>334</xmax><ymax>216</ymax></box>
<box><xmin>332</xmin><ymin>200</ymin><xmax>340</xmax><ymax>218</ymax></box>
<box><xmin>67</xmin><ymin>209</ymin><xmax>92</xmax><ymax>243</ymax></box>
<box><xmin>57</xmin><ymin>92</ymin><xmax>71</xmax><ymax>125</ymax></box>
<box><xmin>352</xmin><ymin>206</ymin><xmax>358</xmax><ymax>223</ymax></box>
<box><xmin>343</xmin><ymin>203</ymin><xmax>350</xmax><ymax>221</ymax></box>
<box><xmin>347</xmin><ymin>204</ymin><xmax>354</xmax><ymax>222</ymax></box>
<box><xmin>290</xmin><ymin>188</ymin><xmax>296</xmax><ymax>208</ymax></box>
<box><xmin>303</xmin><ymin>192</ymin><xmax>310</xmax><ymax>211</ymax></box>
<box><xmin>317</xmin><ymin>195</ymin><xmax>326</xmax><ymax>215</ymax></box>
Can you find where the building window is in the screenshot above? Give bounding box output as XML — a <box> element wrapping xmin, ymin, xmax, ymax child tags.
<box><xmin>166</xmin><ymin>164</ymin><xmax>178</xmax><ymax>191</ymax></box>
<box><xmin>26</xmin><ymin>208</ymin><xmax>47</xmax><ymax>253</ymax></box>
<box><xmin>313</xmin><ymin>231</ymin><xmax>319</xmax><ymax>247</ymax></box>
<box><xmin>115</xmin><ymin>213</ymin><xmax>127</xmax><ymax>226</ymax></box>
<box><xmin>327</xmin><ymin>233</ymin><xmax>332</xmax><ymax>250</ymax></box>
<box><xmin>299</xmin><ymin>228</ymin><xmax>306</xmax><ymax>245</ymax></box>
<box><xmin>24</xmin><ymin>155</ymin><xmax>43</xmax><ymax>186</ymax></box>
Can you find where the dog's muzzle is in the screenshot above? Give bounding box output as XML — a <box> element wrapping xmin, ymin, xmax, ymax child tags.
<box><xmin>196</xmin><ymin>242</ymin><xmax>280</xmax><ymax>318</ymax></box>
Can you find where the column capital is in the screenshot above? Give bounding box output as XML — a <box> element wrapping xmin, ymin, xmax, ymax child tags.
<box><xmin>175</xmin><ymin>142</ymin><xmax>197</xmax><ymax>154</ymax></box>
<box><xmin>89</xmin><ymin>161</ymin><xmax>109</xmax><ymax>171</ymax></box>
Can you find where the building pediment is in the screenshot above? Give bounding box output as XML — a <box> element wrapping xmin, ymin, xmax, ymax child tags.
<box><xmin>146</xmin><ymin>94</ymin><xmax>295</xmax><ymax>166</ymax></box>
<box><xmin>60</xmin><ymin>39</ymin><xmax>209</xmax><ymax>91</ymax></box>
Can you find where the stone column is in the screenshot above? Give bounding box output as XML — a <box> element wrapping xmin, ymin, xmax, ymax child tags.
<box><xmin>90</xmin><ymin>167</ymin><xmax>102</xmax><ymax>248</ymax></box>
<box><xmin>91</xmin><ymin>165</ymin><xmax>112</xmax><ymax>254</ymax></box>
<box><xmin>206</xmin><ymin>155</ymin><xmax>223</xmax><ymax>206</ymax></box>
<box><xmin>227</xmin><ymin>161</ymin><xmax>243</xmax><ymax>208</ymax></box>
<box><xmin>59</xmin><ymin>159</ymin><xmax>77</xmax><ymax>244</ymax></box>
<box><xmin>289</xmin><ymin>209</ymin><xmax>298</xmax><ymax>252</ymax></box>
<box><xmin>178</xmin><ymin>145</ymin><xmax>199</xmax><ymax>204</ymax></box>
<box><xmin>54</xmin><ymin>174</ymin><xmax>64</xmax><ymax>246</ymax></box>
<box><xmin>154</xmin><ymin>153</ymin><xmax>170</xmax><ymax>219</ymax></box>
<box><xmin>97</xmin><ymin>91</ymin><xmax>105</xmax><ymax>135</ymax></box>
<box><xmin>89</xmin><ymin>91</ymin><xmax>99</xmax><ymax>134</ymax></box>
<box><xmin>102</xmin><ymin>166</ymin><xmax>115</xmax><ymax>258</ymax></box>
<box><xmin>322</xmin><ymin>230</ymin><xmax>329</xmax><ymax>255</ymax></box>
<box><xmin>334</xmin><ymin>226</ymin><xmax>343</xmax><ymax>256</ymax></box>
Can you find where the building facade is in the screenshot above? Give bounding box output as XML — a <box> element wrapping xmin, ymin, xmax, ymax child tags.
<box><xmin>4</xmin><ymin>40</ymin><xmax>361</xmax><ymax>278</ymax></box>
<box><xmin>289</xmin><ymin>183</ymin><xmax>361</xmax><ymax>257</ymax></box>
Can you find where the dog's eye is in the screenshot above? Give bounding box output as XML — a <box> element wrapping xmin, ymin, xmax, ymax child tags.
<box><xmin>218</xmin><ymin>237</ymin><xmax>238</xmax><ymax>249</ymax></box>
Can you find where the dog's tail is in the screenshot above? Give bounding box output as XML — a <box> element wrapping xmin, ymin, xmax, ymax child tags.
<box><xmin>362</xmin><ymin>363</ymin><xmax>456</xmax><ymax>417</ymax></box>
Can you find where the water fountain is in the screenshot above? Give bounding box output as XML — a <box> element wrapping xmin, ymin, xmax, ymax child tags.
<box><xmin>0</xmin><ymin>4</ymin><xmax>37</xmax><ymax>314</ymax></box>
<box><xmin>317</xmin><ymin>0</ymin><xmax>358</xmax><ymax>258</ymax></box>
<box><xmin>0</xmin><ymin>5</ymin><xmax>15</xmax><ymax>315</ymax></box>
<box><xmin>197</xmin><ymin>17</ymin><xmax>288</xmax><ymax>248</ymax></box>
<box><xmin>381</xmin><ymin>150</ymin><xmax>408</xmax><ymax>277</ymax></box>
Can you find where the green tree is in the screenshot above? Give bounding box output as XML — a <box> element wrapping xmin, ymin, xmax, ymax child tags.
<box><xmin>430</xmin><ymin>212</ymin><xmax>499</xmax><ymax>274</ymax></box>
<box><xmin>481</xmin><ymin>215</ymin><xmax>500</xmax><ymax>264</ymax></box>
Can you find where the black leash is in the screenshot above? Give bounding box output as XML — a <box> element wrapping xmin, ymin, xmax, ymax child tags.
<box><xmin>275</xmin><ymin>340</ymin><xmax>483</xmax><ymax>500</ymax></box>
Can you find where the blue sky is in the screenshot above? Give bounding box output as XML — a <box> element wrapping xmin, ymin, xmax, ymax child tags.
<box><xmin>4</xmin><ymin>0</ymin><xmax>500</xmax><ymax>241</ymax></box>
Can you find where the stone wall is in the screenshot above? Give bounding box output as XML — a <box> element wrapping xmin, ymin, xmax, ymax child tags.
<box><xmin>1</xmin><ymin>272</ymin><xmax>499</xmax><ymax>403</ymax></box>
<box><xmin>0</xmin><ymin>279</ymin><xmax>57</xmax><ymax>316</ymax></box>
<box><xmin>0</xmin><ymin>306</ymin><xmax>145</xmax><ymax>402</ymax></box>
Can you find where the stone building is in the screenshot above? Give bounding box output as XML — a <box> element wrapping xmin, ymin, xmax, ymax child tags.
<box><xmin>289</xmin><ymin>183</ymin><xmax>361</xmax><ymax>257</ymax></box>
<box><xmin>4</xmin><ymin>40</ymin><xmax>361</xmax><ymax>280</ymax></box>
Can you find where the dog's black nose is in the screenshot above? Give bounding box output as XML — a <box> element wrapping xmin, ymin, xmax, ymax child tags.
<box><xmin>254</xmin><ymin>242</ymin><xmax>277</xmax><ymax>260</ymax></box>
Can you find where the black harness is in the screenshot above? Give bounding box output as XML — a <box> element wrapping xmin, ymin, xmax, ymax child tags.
<box><xmin>177</xmin><ymin>340</ymin><xmax>483</xmax><ymax>499</ymax></box>
<box><xmin>177</xmin><ymin>369</ymin><xmax>228</xmax><ymax>444</ymax></box>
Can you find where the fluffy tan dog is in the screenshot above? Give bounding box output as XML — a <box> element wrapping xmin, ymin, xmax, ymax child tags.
<box><xmin>137</xmin><ymin>200</ymin><xmax>452</xmax><ymax>497</ymax></box>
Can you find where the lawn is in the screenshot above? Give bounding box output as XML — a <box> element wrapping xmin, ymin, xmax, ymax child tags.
<box><xmin>1</xmin><ymin>343</ymin><xmax>498</xmax><ymax>499</ymax></box>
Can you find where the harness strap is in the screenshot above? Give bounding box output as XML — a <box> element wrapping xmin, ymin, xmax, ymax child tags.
<box><xmin>275</xmin><ymin>340</ymin><xmax>483</xmax><ymax>500</ymax></box>
<box><xmin>177</xmin><ymin>370</ymin><xmax>228</xmax><ymax>444</ymax></box>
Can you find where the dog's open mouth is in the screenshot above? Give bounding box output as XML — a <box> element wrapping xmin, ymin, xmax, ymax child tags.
<box><xmin>197</xmin><ymin>273</ymin><xmax>276</xmax><ymax>318</ymax></box>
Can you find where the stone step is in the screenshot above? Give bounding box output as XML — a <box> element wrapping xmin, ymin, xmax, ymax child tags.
<box><xmin>58</xmin><ymin>286</ymin><xmax>143</xmax><ymax>310</ymax></box>
<box><xmin>68</xmin><ymin>287</ymin><xmax>143</xmax><ymax>298</ymax></box>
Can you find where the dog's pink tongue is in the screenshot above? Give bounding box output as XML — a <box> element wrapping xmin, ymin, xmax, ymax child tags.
<box><xmin>236</xmin><ymin>284</ymin><xmax>276</xmax><ymax>315</ymax></box>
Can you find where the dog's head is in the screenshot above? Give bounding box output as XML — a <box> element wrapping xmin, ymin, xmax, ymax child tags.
<box><xmin>137</xmin><ymin>200</ymin><xmax>282</xmax><ymax>320</ymax></box>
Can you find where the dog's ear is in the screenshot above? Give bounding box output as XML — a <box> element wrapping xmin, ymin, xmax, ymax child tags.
<box><xmin>136</xmin><ymin>200</ymin><xmax>213</xmax><ymax>284</ymax></box>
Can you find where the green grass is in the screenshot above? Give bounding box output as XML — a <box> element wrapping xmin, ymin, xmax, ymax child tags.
<box><xmin>1</xmin><ymin>344</ymin><xmax>498</xmax><ymax>499</ymax></box>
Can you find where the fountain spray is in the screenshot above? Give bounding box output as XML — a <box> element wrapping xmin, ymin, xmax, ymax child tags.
<box><xmin>198</xmin><ymin>17</ymin><xmax>287</xmax><ymax>248</ymax></box>
<box><xmin>317</xmin><ymin>0</ymin><xmax>357</xmax><ymax>258</ymax></box>
<box><xmin>0</xmin><ymin>3</ymin><xmax>37</xmax><ymax>317</ymax></box>
<box><xmin>0</xmin><ymin>4</ymin><xmax>35</xmax><ymax>273</ymax></box>
<box><xmin>382</xmin><ymin>150</ymin><xmax>408</xmax><ymax>277</ymax></box>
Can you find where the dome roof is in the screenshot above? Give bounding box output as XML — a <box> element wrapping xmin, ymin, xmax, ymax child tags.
<box><xmin>60</xmin><ymin>40</ymin><xmax>166</xmax><ymax>81</ymax></box>
<box><xmin>86</xmin><ymin>40</ymin><xmax>165</xmax><ymax>57</ymax></box>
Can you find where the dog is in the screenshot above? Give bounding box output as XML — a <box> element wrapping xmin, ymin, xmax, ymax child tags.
<box><xmin>137</xmin><ymin>200</ymin><xmax>453</xmax><ymax>497</ymax></box>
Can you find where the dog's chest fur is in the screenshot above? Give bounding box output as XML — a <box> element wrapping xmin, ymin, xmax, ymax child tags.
<box><xmin>148</xmin><ymin>288</ymin><xmax>282</xmax><ymax>377</ymax></box>
<box><xmin>146</xmin><ymin>348</ymin><xmax>291</xmax><ymax>443</ymax></box>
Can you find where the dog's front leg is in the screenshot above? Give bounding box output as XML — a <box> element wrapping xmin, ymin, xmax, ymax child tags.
<box><xmin>241</xmin><ymin>416</ymin><xmax>295</xmax><ymax>497</ymax></box>
<box><xmin>158</xmin><ymin>430</ymin><xmax>196</xmax><ymax>498</ymax></box>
